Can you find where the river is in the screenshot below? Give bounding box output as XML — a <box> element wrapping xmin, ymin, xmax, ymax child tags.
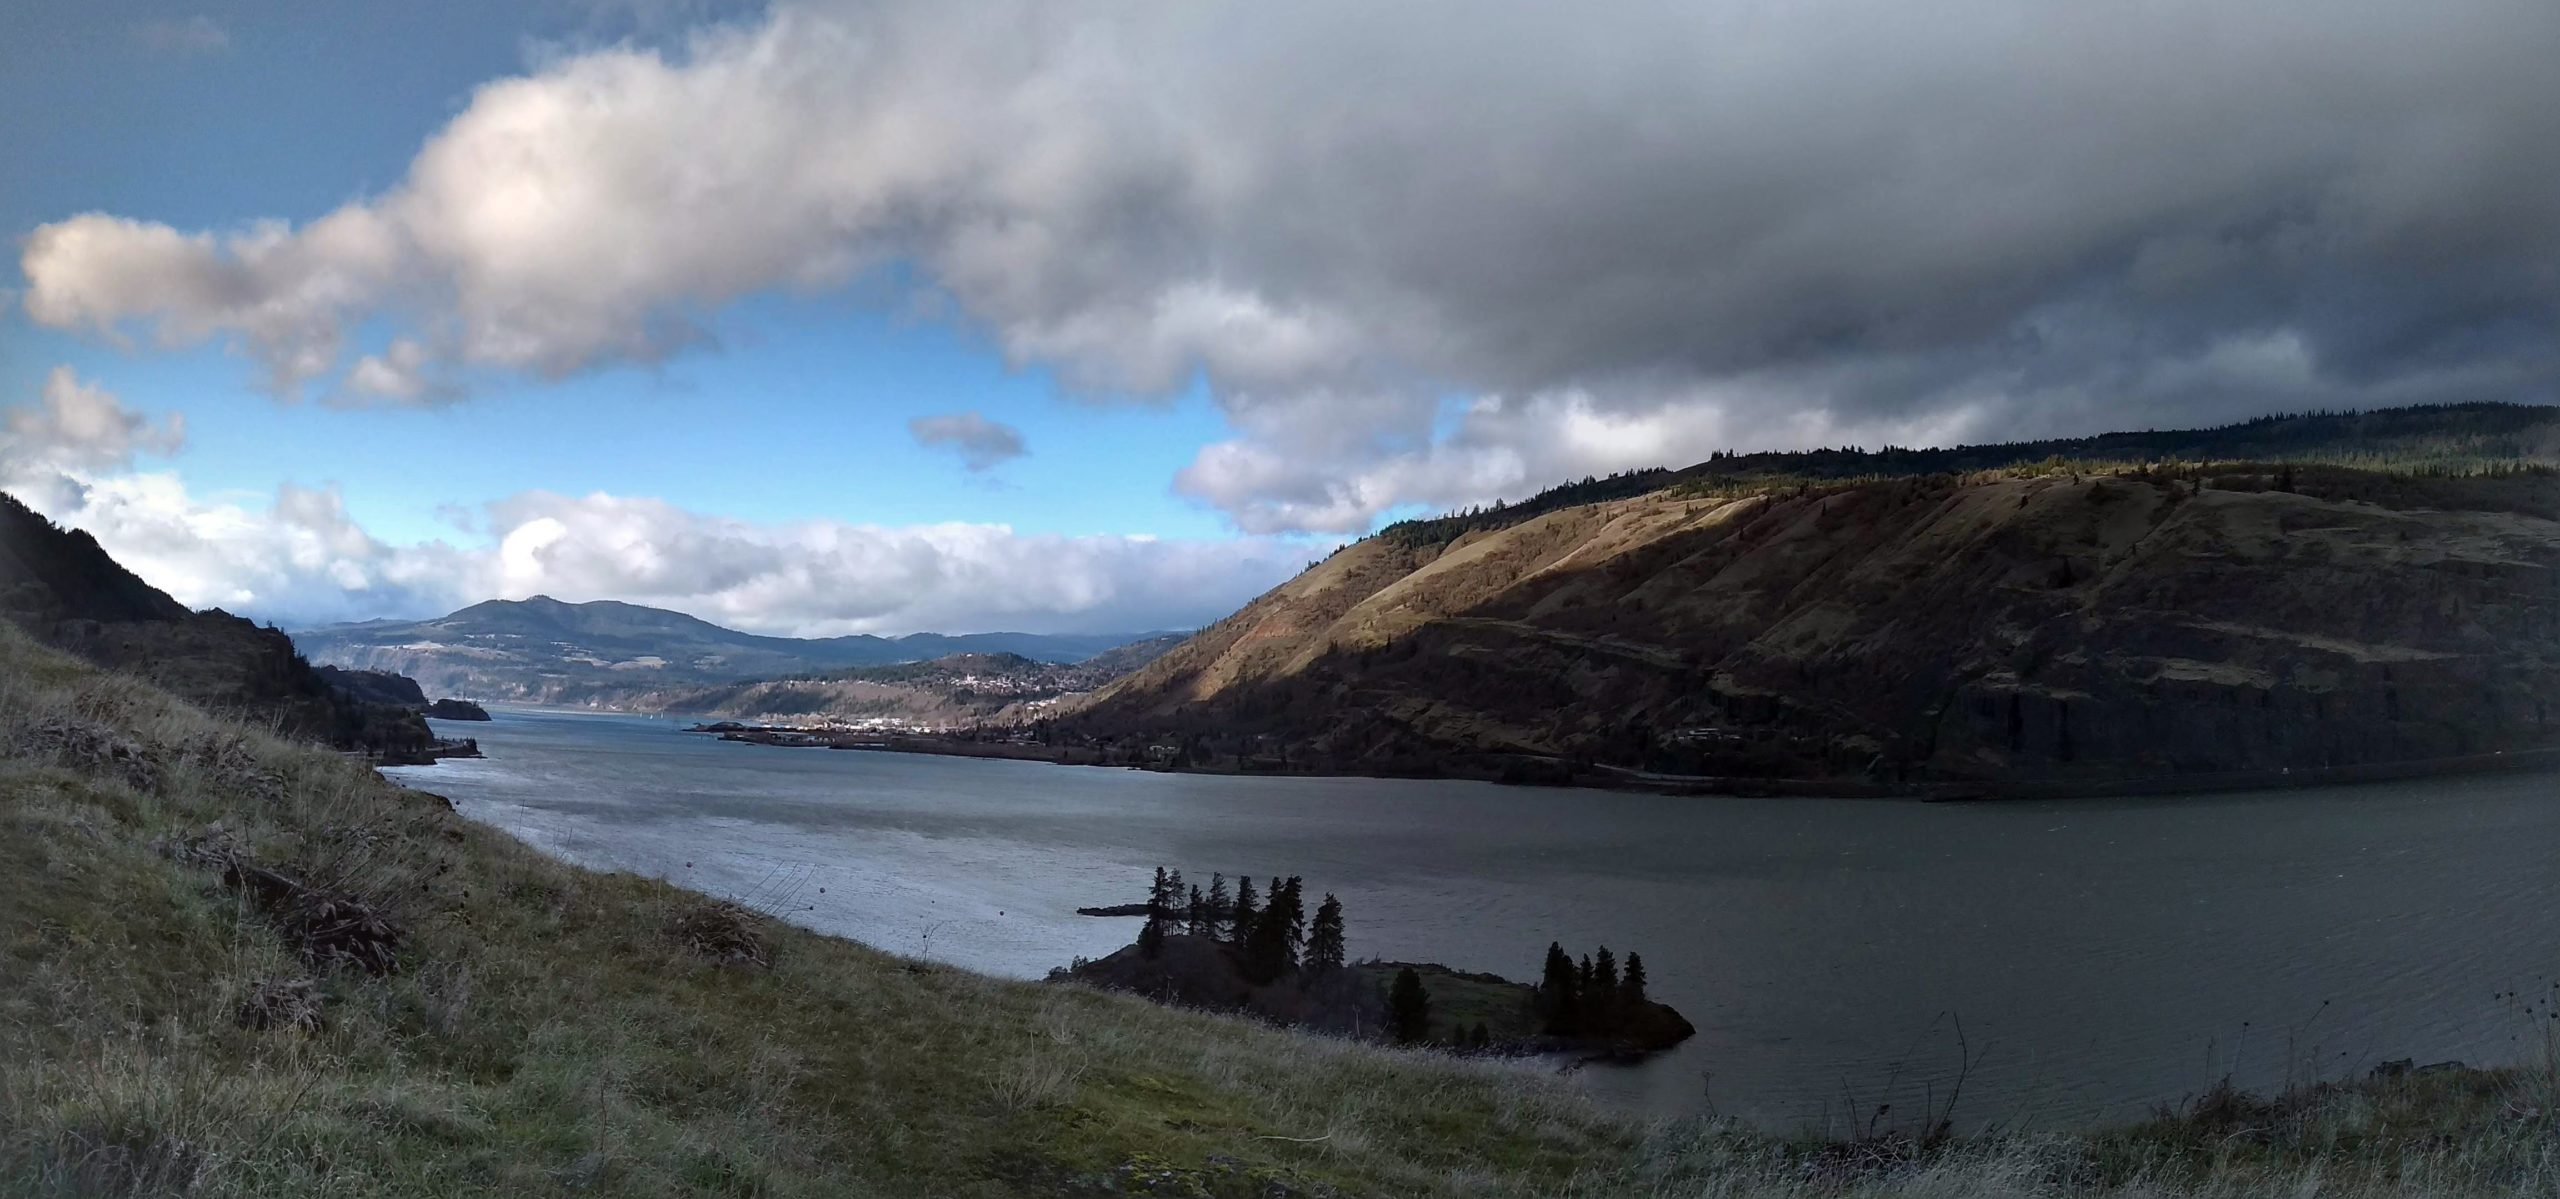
<box><xmin>385</xmin><ymin>707</ymin><xmax>2560</xmax><ymax>1131</ymax></box>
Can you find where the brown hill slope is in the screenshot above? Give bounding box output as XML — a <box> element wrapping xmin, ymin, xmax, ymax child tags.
<box><xmin>0</xmin><ymin>492</ymin><xmax>442</xmax><ymax>760</ymax></box>
<box><xmin>1066</xmin><ymin>464</ymin><xmax>2560</xmax><ymax>786</ymax></box>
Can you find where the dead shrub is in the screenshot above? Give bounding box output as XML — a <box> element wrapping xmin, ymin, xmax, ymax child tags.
<box><xmin>235</xmin><ymin>976</ymin><xmax>325</xmax><ymax>1032</ymax></box>
<box><xmin>152</xmin><ymin>821</ymin><xmax>247</xmax><ymax>871</ymax></box>
<box><xmin>54</xmin><ymin>1126</ymin><xmax>213</xmax><ymax>1195</ymax></box>
<box><xmin>668</xmin><ymin>899</ymin><xmax>772</xmax><ymax>969</ymax></box>
<box><xmin>228</xmin><ymin>861</ymin><xmax>406</xmax><ymax>976</ymax></box>
<box><xmin>172</xmin><ymin>731</ymin><xmax>286</xmax><ymax>805</ymax></box>
<box><xmin>21</xmin><ymin>715</ymin><xmax>161</xmax><ymax>792</ymax></box>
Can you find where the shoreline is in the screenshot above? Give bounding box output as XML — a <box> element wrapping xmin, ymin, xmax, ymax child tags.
<box><xmin>682</xmin><ymin>721</ymin><xmax>2560</xmax><ymax>802</ymax></box>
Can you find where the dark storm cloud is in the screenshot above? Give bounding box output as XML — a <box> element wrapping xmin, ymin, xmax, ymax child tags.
<box><xmin>908</xmin><ymin>411</ymin><xmax>1029</xmax><ymax>472</ymax></box>
<box><xmin>26</xmin><ymin>0</ymin><xmax>2560</xmax><ymax>531</ymax></box>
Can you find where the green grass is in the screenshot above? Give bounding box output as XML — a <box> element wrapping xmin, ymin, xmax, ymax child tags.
<box><xmin>6</xmin><ymin>621</ymin><xmax>2560</xmax><ymax>1196</ymax></box>
<box><xmin>1375</xmin><ymin>400</ymin><xmax>2560</xmax><ymax>548</ymax></box>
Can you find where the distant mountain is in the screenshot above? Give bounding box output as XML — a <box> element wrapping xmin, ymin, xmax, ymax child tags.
<box><xmin>606</xmin><ymin>644</ymin><xmax>1184</xmax><ymax>727</ymax></box>
<box><xmin>1</xmin><ymin>491</ymin><xmax>441</xmax><ymax>760</ymax></box>
<box><xmin>291</xmin><ymin>595</ymin><xmax>1175</xmax><ymax>704</ymax></box>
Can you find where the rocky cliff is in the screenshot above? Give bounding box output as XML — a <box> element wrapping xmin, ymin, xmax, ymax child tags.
<box><xmin>1067</xmin><ymin>460</ymin><xmax>2560</xmax><ymax>787</ymax></box>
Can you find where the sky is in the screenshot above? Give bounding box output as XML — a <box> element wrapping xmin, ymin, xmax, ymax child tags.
<box><xmin>3</xmin><ymin>0</ymin><xmax>2556</xmax><ymax>636</ymax></box>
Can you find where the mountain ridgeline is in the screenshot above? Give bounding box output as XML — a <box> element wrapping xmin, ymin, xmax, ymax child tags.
<box><xmin>612</xmin><ymin>642</ymin><xmax>1185</xmax><ymax>725</ymax></box>
<box><xmin>0</xmin><ymin>492</ymin><xmax>445</xmax><ymax>759</ymax></box>
<box><xmin>294</xmin><ymin>595</ymin><xmax>1173</xmax><ymax>706</ymax></box>
<box><xmin>1065</xmin><ymin>403</ymin><xmax>2560</xmax><ymax>790</ymax></box>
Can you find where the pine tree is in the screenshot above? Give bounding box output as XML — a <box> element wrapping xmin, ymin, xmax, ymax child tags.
<box><xmin>1186</xmin><ymin>885</ymin><xmax>1207</xmax><ymax>936</ymax></box>
<box><xmin>1229</xmin><ymin>877</ymin><xmax>1259</xmax><ymax>948</ymax></box>
<box><xmin>1205</xmin><ymin>873</ymin><xmax>1230</xmax><ymax>939</ymax></box>
<box><xmin>1590</xmin><ymin>947</ymin><xmax>1621</xmax><ymax>1034</ymax></box>
<box><xmin>1538</xmin><ymin>942</ymin><xmax>1580</xmax><ymax>1036</ymax></box>
<box><xmin>1306</xmin><ymin>893</ymin><xmax>1346</xmax><ymax>974</ymax></box>
<box><xmin>1277</xmin><ymin>876</ymin><xmax>1306</xmax><ymax>967</ymax></box>
<box><xmin>1387</xmin><ymin>967</ymin><xmax>1431</xmax><ymax>1044</ymax></box>
<box><xmin>1244</xmin><ymin>876</ymin><xmax>1304</xmax><ymax>983</ymax></box>
<box><xmin>1137</xmin><ymin>913</ymin><xmax>1165</xmax><ymax>959</ymax></box>
<box><xmin>1146</xmin><ymin>867</ymin><xmax>1174</xmax><ymax>937</ymax></box>
<box><xmin>1620</xmin><ymin>952</ymin><xmax>1649</xmax><ymax>1012</ymax></box>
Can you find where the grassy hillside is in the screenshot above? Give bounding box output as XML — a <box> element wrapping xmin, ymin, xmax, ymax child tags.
<box><xmin>1376</xmin><ymin>402</ymin><xmax>2560</xmax><ymax>551</ymax></box>
<box><xmin>1</xmin><ymin>492</ymin><xmax>439</xmax><ymax>761</ymax></box>
<box><xmin>1072</xmin><ymin>458</ymin><xmax>2560</xmax><ymax>787</ymax></box>
<box><xmin>7</xmin><ymin>622</ymin><xmax>2560</xmax><ymax>1196</ymax></box>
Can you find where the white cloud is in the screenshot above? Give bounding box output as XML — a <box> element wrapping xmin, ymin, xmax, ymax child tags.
<box><xmin>3</xmin><ymin>468</ymin><xmax>1295</xmax><ymax>635</ymax></box>
<box><xmin>907</xmin><ymin>411</ymin><xmax>1027</xmax><ymax>472</ymax></box>
<box><xmin>26</xmin><ymin>0</ymin><xmax>2560</xmax><ymax>525</ymax></box>
<box><xmin>339</xmin><ymin>338</ymin><xmax>455</xmax><ymax>405</ymax></box>
<box><xmin>2</xmin><ymin>367</ymin><xmax>186</xmax><ymax>475</ymax></box>
<box><xmin>472</xmin><ymin>490</ymin><xmax>1287</xmax><ymax>634</ymax></box>
<box><xmin>4</xmin><ymin>472</ymin><xmax>468</xmax><ymax>624</ymax></box>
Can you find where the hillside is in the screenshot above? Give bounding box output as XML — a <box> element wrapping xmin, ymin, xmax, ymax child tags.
<box><xmin>0</xmin><ymin>492</ymin><xmax>440</xmax><ymax>761</ymax></box>
<box><xmin>294</xmin><ymin>596</ymin><xmax>1169</xmax><ymax>704</ymax></box>
<box><xmin>1069</xmin><ymin>406</ymin><xmax>2560</xmax><ymax>788</ymax></box>
<box><xmin>10</xmin><ymin>558</ymin><xmax>2560</xmax><ymax>1195</ymax></box>
<box><xmin>613</xmin><ymin>643</ymin><xmax>1184</xmax><ymax>727</ymax></box>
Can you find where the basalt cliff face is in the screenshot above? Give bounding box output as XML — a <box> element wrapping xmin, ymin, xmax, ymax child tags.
<box><xmin>1068</xmin><ymin>465</ymin><xmax>2560</xmax><ymax>786</ymax></box>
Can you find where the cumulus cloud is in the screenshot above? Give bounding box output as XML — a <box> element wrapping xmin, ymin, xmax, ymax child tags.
<box><xmin>474</xmin><ymin>490</ymin><xmax>1287</xmax><ymax>634</ymax></box>
<box><xmin>907</xmin><ymin>411</ymin><xmax>1027</xmax><ymax>472</ymax></box>
<box><xmin>3</xmin><ymin>367</ymin><xmax>187</xmax><ymax>475</ymax></box>
<box><xmin>132</xmin><ymin>16</ymin><xmax>229</xmax><ymax>55</ymax></box>
<box><xmin>28</xmin><ymin>0</ymin><xmax>2560</xmax><ymax>526</ymax></box>
<box><xmin>3</xmin><ymin>470</ymin><xmax>1294</xmax><ymax>635</ymax></box>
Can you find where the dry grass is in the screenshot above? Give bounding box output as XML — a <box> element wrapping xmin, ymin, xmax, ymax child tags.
<box><xmin>5</xmin><ymin>620</ymin><xmax>2559</xmax><ymax>1196</ymax></box>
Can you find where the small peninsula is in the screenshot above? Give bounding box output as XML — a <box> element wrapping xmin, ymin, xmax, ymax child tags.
<box><xmin>1059</xmin><ymin>870</ymin><xmax>1694</xmax><ymax>1060</ymax></box>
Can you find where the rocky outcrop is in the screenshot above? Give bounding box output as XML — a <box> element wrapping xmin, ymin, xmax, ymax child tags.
<box><xmin>1069</xmin><ymin>462</ymin><xmax>2560</xmax><ymax>787</ymax></box>
<box><xmin>317</xmin><ymin>665</ymin><xmax>430</xmax><ymax>708</ymax></box>
<box><xmin>423</xmin><ymin>698</ymin><xmax>491</xmax><ymax>721</ymax></box>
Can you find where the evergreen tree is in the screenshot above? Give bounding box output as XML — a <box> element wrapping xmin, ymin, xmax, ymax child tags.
<box><xmin>1244</xmin><ymin>876</ymin><xmax>1304</xmax><ymax>983</ymax></box>
<box><xmin>1589</xmin><ymin>947</ymin><xmax>1621</xmax><ymax>1034</ymax></box>
<box><xmin>1137</xmin><ymin>913</ymin><xmax>1165</xmax><ymax>959</ymax></box>
<box><xmin>1229</xmin><ymin>877</ymin><xmax>1259</xmax><ymax>948</ymax></box>
<box><xmin>1205</xmin><ymin>873</ymin><xmax>1231</xmax><ymax>939</ymax></box>
<box><xmin>1145</xmin><ymin>867</ymin><xmax>1174</xmax><ymax>937</ymax></box>
<box><xmin>1306</xmin><ymin>893</ymin><xmax>1346</xmax><ymax>974</ymax></box>
<box><xmin>1186</xmin><ymin>885</ymin><xmax>1207</xmax><ymax>936</ymax></box>
<box><xmin>1277</xmin><ymin>876</ymin><xmax>1307</xmax><ymax>966</ymax></box>
<box><xmin>1538</xmin><ymin>942</ymin><xmax>1580</xmax><ymax>1036</ymax></box>
<box><xmin>1620</xmin><ymin>952</ymin><xmax>1649</xmax><ymax>1011</ymax></box>
<box><xmin>1387</xmin><ymin>967</ymin><xmax>1432</xmax><ymax>1044</ymax></box>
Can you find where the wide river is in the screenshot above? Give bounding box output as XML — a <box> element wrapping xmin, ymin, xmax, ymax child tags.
<box><xmin>386</xmin><ymin>707</ymin><xmax>2560</xmax><ymax>1131</ymax></box>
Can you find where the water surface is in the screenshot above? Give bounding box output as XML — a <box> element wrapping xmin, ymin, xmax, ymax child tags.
<box><xmin>387</xmin><ymin>708</ymin><xmax>2560</xmax><ymax>1130</ymax></box>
